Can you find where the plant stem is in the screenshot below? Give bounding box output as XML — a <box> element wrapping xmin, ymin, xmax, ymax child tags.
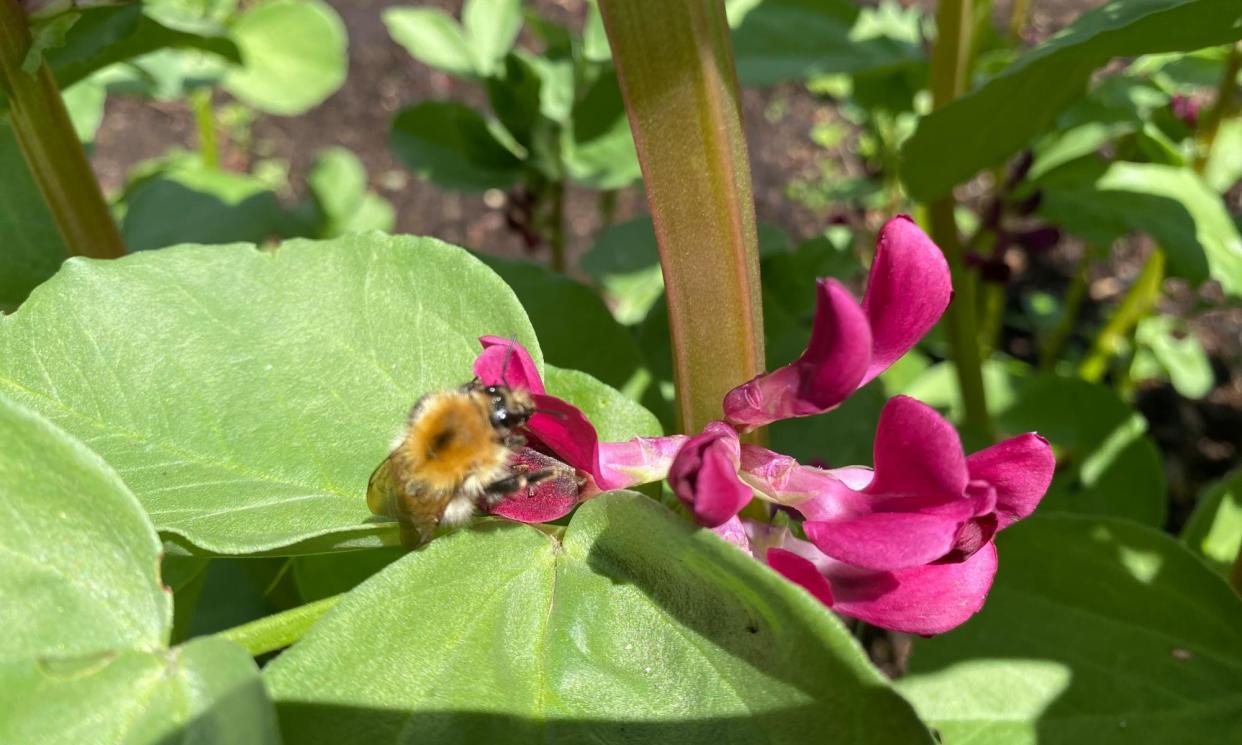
<box><xmin>1194</xmin><ymin>42</ymin><xmax>1241</xmax><ymax>174</ymax></box>
<box><xmin>0</xmin><ymin>0</ymin><xmax>125</xmax><ymax>259</ymax></box>
<box><xmin>190</xmin><ymin>87</ymin><xmax>219</xmax><ymax>169</ymax></box>
<box><xmin>1008</xmin><ymin>0</ymin><xmax>1031</xmax><ymax>44</ymax></box>
<box><xmin>217</xmin><ymin>593</ymin><xmax>343</xmax><ymax>657</ymax></box>
<box><xmin>926</xmin><ymin>0</ymin><xmax>991</xmax><ymax>440</ymax></box>
<box><xmin>546</xmin><ymin>180</ymin><xmax>566</xmax><ymax>273</ymax></box>
<box><xmin>1230</xmin><ymin>542</ymin><xmax>1242</xmax><ymax>597</ymax></box>
<box><xmin>1039</xmin><ymin>244</ymin><xmax>1096</xmax><ymax>370</ymax></box>
<box><xmin>599</xmin><ymin>0</ymin><xmax>764</xmax><ymax>435</ymax></box>
<box><xmin>1079</xmin><ymin>248</ymin><xmax>1164</xmax><ymax>383</ymax></box>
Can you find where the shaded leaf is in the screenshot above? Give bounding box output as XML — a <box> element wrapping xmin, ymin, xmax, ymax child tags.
<box><xmin>0</xmin><ymin>119</ymin><xmax>67</xmax><ymax>312</ymax></box>
<box><xmin>389</xmin><ymin>101</ymin><xmax>523</xmax><ymax>191</ymax></box>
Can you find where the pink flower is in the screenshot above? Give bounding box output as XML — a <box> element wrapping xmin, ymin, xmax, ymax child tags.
<box><xmin>667</xmin><ymin>421</ymin><xmax>750</xmax><ymax>528</ymax></box>
<box><xmin>724</xmin><ymin>216</ymin><xmax>951</xmax><ymax>431</ymax></box>
<box><xmin>472</xmin><ymin>337</ymin><xmax>684</xmax><ymax>521</ymax></box>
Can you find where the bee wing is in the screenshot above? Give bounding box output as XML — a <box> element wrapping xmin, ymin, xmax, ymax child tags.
<box><xmin>366</xmin><ymin>454</ymin><xmax>400</xmax><ymax>519</ymax></box>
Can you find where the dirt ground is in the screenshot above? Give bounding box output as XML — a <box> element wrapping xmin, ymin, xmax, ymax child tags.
<box><xmin>88</xmin><ymin>0</ymin><xmax>1240</xmax><ymax>512</ymax></box>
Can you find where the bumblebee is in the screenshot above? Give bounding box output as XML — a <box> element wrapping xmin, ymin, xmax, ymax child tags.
<box><xmin>367</xmin><ymin>379</ymin><xmax>562</xmax><ymax>547</ymax></box>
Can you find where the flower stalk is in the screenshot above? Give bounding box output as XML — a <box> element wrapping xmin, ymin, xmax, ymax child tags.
<box><xmin>1194</xmin><ymin>42</ymin><xmax>1241</xmax><ymax>174</ymax></box>
<box><xmin>191</xmin><ymin>87</ymin><xmax>219</xmax><ymax>169</ymax></box>
<box><xmin>925</xmin><ymin>0</ymin><xmax>991</xmax><ymax>440</ymax></box>
<box><xmin>0</xmin><ymin>0</ymin><xmax>125</xmax><ymax>259</ymax></box>
<box><xmin>599</xmin><ymin>0</ymin><xmax>764</xmax><ymax>434</ymax></box>
<box><xmin>1079</xmin><ymin>248</ymin><xmax>1164</xmax><ymax>383</ymax></box>
<box><xmin>1040</xmin><ymin>243</ymin><xmax>1097</xmax><ymax>370</ymax></box>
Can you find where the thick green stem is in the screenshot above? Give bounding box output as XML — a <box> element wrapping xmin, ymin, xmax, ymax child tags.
<box><xmin>926</xmin><ymin>0</ymin><xmax>990</xmax><ymax>440</ymax></box>
<box><xmin>1079</xmin><ymin>249</ymin><xmax>1164</xmax><ymax>383</ymax></box>
<box><xmin>0</xmin><ymin>0</ymin><xmax>124</xmax><ymax>259</ymax></box>
<box><xmin>191</xmin><ymin>87</ymin><xmax>219</xmax><ymax>169</ymax></box>
<box><xmin>599</xmin><ymin>0</ymin><xmax>764</xmax><ymax>435</ymax></box>
<box><xmin>217</xmin><ymin>593</ymin><xmax>342</xmax><ymax>657</ymax></box>
<box><xmin>1194</xmin><ymin>42</ymin><xmax>1241</xmax><ymax>173</ymax></box>
<box><xmin>1039</xmin><ymin>244</ymin><xmax>1096</xmax><ymax>370</ymax></box>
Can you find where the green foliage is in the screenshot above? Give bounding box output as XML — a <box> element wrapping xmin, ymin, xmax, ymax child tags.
<box><xmin>1130</xmin><ymin>316</ymin><xmax>1215</xmax><ymax>399</ymax></box>
<box><xmin>0</xmin><ymin>120</ymin><xmax>66</xmax><ymax>312</ymax></box>
<box><xmin>264</xmin><ymin>492</ymin><xmax>933</xmax><ymax>745</ymax></box>
<box><xmin>898</xmin><ymin>514</ymin><xmax>1242</xmax><ymax>744</ymax></box>
<box><xmin>901</xmin><ymin>0</ymin><xmax>1242</xmax><ymax>200</ymax></box>
<box><xmin>1182</xmin><ymin>469</ymin><xmax>1242</xmax><ymax>575</ymax></box>
<box><xmin>389</xmin><ymin>101</ymin><xmax>523</xmax><ymax>191</ymax></box>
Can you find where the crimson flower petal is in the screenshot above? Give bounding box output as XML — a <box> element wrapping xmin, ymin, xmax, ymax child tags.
<box><xmin>768</xmin><ymin>549</ymin><xmax>836</xmax><ymax>607</ymax></box>
<box><xmin>723</xmin><ymin>280</ymin><xmax>871</xmax><ymax>430</ymax></box>
<box><xmin>668</xmin><ymin>422</ymin><xmax>752</xmax><ymax>528</ymax></box>
<box><xmin>473</xmin><ymin>336</ymin><xmax>546</xmax><ymax>394</ymax></box>
<box><xmin>803</xmin><ymin>512</ymin><xmax>966</xmax><ymax>572</ymax></box>
<box><xmin>866</xmin><ymin>395</ymin><xmax>968</xmax><ymax>498</ymax></box>
<box><xmin>966</xmin><ymin>433</ymin><xmax>1055</xmax><ymax>530</ymax></box>
<box><xmin>489</xmin><ymin>448</ymin><xmax>595</xmax><ymax>522</ymax></box>
<box><xmin>860</xmin><ymin>216</ymin><xmax>951</xmax><ymax>386</ymax></box>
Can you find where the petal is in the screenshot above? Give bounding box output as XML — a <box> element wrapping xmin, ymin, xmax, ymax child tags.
<box><xmin>967</xmin><ymin>433</ymin><xmax>1055</xmax><ymax>530</ymax></box>
<box><xmin>667</xmin><ymin>422</ymin><xmax>752</xmax><ymax>528</ymax></box>
<box><xmin>712</xmin><ymin>515</ymin><xmax>752</xmax><ymax>551</ymax></box>
<box><xmin>473</xmin><ymin>336</ymin><xmax>545</xmax><ymax>394</ymax></box>
<box><xmin>738</xmin><ymin>445</ymin><xmax>867</xmax><ymax>520</ymax></box>
<box><xmin>860</xmin><ymin>216</ymin><xmax>951</xmax><ymax>386</ymax></box>
<box><xmin>723</xmin><ymin>279</ymin><xmax>872</xmax><ymax>430</ymax></box>
<box><xmin>866</xmin><ymin>395</ymin><xmax>968</xmax><ymax>499</ymax></box>
<box><xmin>525</xmin><ymin>393</ymin><xmax>599</xmax><ymax>476</ymax></box>
<box><xmin>828</xmin><ymin>542</ymin><xmax>998</xmax><ymax>635</ymax></box>
<box><xmin>768</xmin><ymin>548</ymin><xmax>836</xmax><ymax>607</ymax></box>
<box><xmin>803</xmin><ymin>512</ymin><xmax>965</xmax><ymax>571</ymax></box>
<box><xmin>488</xmin><ymin>448</ymin><xmax>594</xmax><ymax>522</ymax></box>
<box><xmin>597</xmin><ymin>435</ymin><xmax>689</xmax><ymax>491</ymax></box>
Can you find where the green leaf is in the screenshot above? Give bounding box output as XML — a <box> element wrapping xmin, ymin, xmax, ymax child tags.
<box><xmin>728</xmin><ymin>0</ymin><xmax>924</xmax><ymax>86</ymax></box>
<box><xmin>306</xmin><ymin>147</ymin><xmax>395</xmax><ymax>238</ymax></box>
<box><xmin>462</xmin><ymin>0</ymin><xmax>522</xmax><ymax>76</ymax></box>
<box><xmin>390</xmin><ymin>101</ymin><xmax>524</xmax><ymax>191</ymax></box>
<box><xmin>293</xmin><ymin>548</ymin><xmax>405</xmax><ymax>602</ymax></box>
<box><xmin>543</xmin><ymin>365</ymin><xmax>662</xmax><ymax>442</ymax></box>
<box><xmin>1132</xmin><ymin>316</ymin><xmax>1214</xmax><ymax>398</ymax></box>
<box><xmin>1204</xmin><ymin>118</ymin><xmax>1242</xmax><ymax>192</ymax></box>
<box><xmin>0</xmin><ymin>394</ymin><xmax>169</xmax><ymax>662</ymax></box>
<box><xmin>383</xmin><ymin>6</ymin><xmax>476</xmax><ymax>78</ymax></box>
<box><xmin>897</xmin><ymin>514</ymin><xmax>1242</xmax><ymax>744</ymax></box>
<box><xmin>1037</xmin><ymin>161</ymin><xmax>1242</xmax><ymax>297</ymax></box>
<box><xmin>60</xmin><ymin>74</ymin><xmax>107</xmax><ymax>143</ymax></box>
<box><xmin>563</xmin><ymin>67</ymin><xmax>641</xmax><ymax>189</ymax></box>
<box><xmin>1182</xmin><ymin>468</ymin><xmax>1242</xmax><ymax>575</ymax></box>
<box><xmin>900</xmin><ymin>0</ymin><xmax>1242</xmax><ymax>200</ymax></box>
<box><xmin>264</xmin><ymin>492</ymin><xmax>932</xmax><ymax>744</ymax></box>
<box><xmin>0</xmin><ymin>235</ymin><xmax>541</xmax><ymax>555</ymax></box>
<box><xmin>224</xmin><ymin>0</ymin><xmax>347</xmax><ymax>116</ymax></box>
<box><xmin>120</xmin><ymin>160</ymin><xmax>285</xmax><ymax>251</ymax></box>
<box><xmin>907</xmin><ymin>366</ymin><xmax>1166</xmax><ymax>526</ymax></box>
<box><xmin>0</xmin><ymin>119</ymin><xmax>67</xmax><ymax>312</ymax></box>
<box><xmin>0</xmin><ymin>636</ymin><xmax>279</xmax><ymax>745</ymax></box>
<box><xmin>580</xmin><ymin>217</ymin><xmax>667</xmax><ymax>325</ymax></box>
<box><xmin>23</xmin><ymin>12</ymin><xmax>81</xmax><ymax>74</ymax></box>
<box><xmin>478</xmin><ymin>254</ymin><xmax>651</xmax><ymax>402</ymax></box>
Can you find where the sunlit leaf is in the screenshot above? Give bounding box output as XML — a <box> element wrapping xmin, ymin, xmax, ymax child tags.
<box><xmin>1182</xmin><ymin>468</ymin><xmax>1242</xmax><ymax>576</ymax></box>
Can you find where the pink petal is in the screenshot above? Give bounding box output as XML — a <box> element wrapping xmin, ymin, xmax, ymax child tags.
<box><xmin>723</xmin><ymin>279</ymin><xmax>872</xmax><ymax>430</ymax></box>
<box><xmin>474</xmin><ymin>336</ymin><xmax>545</xmax><ymax>394</ymax></box>
<box><xmin>489</xmin><ymin>448</ymin><xmax>595</xmax><ymax>522</ymax></box>
<box><xmin>712</xmin><ymin>515</ymin><xmax>752</xmax><ymax>551</ymax></box>
<box><xmin>860</xmin><ymin>216</ymin><xmax>951</xmax><ymax>386</ymax></box>
<box><xmin>525</xmin><ymin>393</ymin><xmax>599</xmax><ymax>476</ymax></box>
<box><xmin>827</xmin><ymin>543</ymin><xmax>997</xmax><ymax>635</ymax></box>
<box><xmin>738</xmin><ymin>445</ymin><xmax>867</xmax><ymax>520</ymax></box>
<box><xmin>597</xmin><ymin>435</ymin><xmax>689</xmax><ymax>491</ymax></box>
<box><xmin>803</xmin><ymin>512</ymin><xmax>966</xmax><ymax>571</ymax></box>
<box><xmin>768</xmin><ymin>548</ymin><xmax>837</xmax><ymax>607</ymax></box>
<box><xmin>667</xmin><ymin>422</ymin><xmax>752</xmax><ymax>528</ymax></box>
<box><xmin>966</xmin><ymin>433</ymin><xmax>1055</xmax><ymax>530</ymax></box>
<box><xmin>866</xmin><ymin>395</ymin><xmax>968</xmax><ymax>498</ymax></box>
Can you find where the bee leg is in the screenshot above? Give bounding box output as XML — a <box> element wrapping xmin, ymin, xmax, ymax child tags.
<box><xmin>479</xmin><ymin>467</ymin><xmax>565</xmax><ymax>505</ymax></box>
<box><xmin>502</xmin><ymin>433</ymin><xmax>527</xmax><ymax>449</ymax></box>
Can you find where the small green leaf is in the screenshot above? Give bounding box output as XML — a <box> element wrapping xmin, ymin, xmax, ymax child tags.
<box><xmin>383</xmin><ymin>6</ymin><xmax>476</xmax><ymax>78</ymax></box>
<box><xmin>898</xmin><ymin>514</ymin><xmax>1242</xmax><ymax>745</ymax></box>
<box><xmin>60</xmin><ymin>74</ymin><xmax>107</xmax><ymax>143</ymax></box>
<box><xmin>462</xmin><ymin>0</ymin><xmax>522</xmax><ymax>76</ymax></box>
<box><xmin>0</xmin><ymin>394</ymin><xmax>169</xmax><ymax>662</ymax></box>
<box><xmin>0</xmin><ymin>636</ymin><xmax>279</xmax><ymax>745</ymax></box>
<box><xmin>1182</xmin><ymin>469</ymin><xmax>1242</xmax><ymax>575</ymax></box>
<box><xmin>264</xmin><ymin>492</ymin><xmax>932</xmax><ymax>744</ymax></box>
<box><xmin>22</xmin><ymin>12</ymin><xmax>81</xmax><ymax>75</ymax></box>
<box><xmin>0</xmin><ymin>235</ymin><xmax>541</xmax><ymax>555</ymax></box>
<box><xmin>580</xmin><ymin>217</ymin><xmax>667</xmax><ymax>325</ymax></box>
<box><xmin>901</xmin><ymin>0</ymin><xmax>1242</xmax><ymax>200</ymax></box>
<box><xmin>390</xmin><ymin>101</ymin><xmax>524</xmax><ymax>191</ymax></box>
<box><xmin>1204</xmin><ymin>118</ymin><xmax>1242</xmax><ymax>193</ymax></box>
<box><xmin>563</xmin><ymin>67</ymin><xmax>641</xmax><ymax>189</ymax></box>
<box><xmin>224</xmin><ymin>0</ymin><xmax>347</xmax><ymax>116</ymax></box>
<box><xmin>1132</xmin><ymin>316</ymin><xmax>1214</xmax><ymax>398</ymax></box>
<box><xmin>306</xmin><ymin>147</ymin><xmax>394</xmax><ymax>237</ymax></box>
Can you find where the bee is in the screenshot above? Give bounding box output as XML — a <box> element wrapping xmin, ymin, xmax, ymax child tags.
<box><xmin>367</xmin><ymin>377</ymin><xmax>566</xmax><ymax>547</ymax></box>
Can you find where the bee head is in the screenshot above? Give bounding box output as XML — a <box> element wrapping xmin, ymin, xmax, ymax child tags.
<box><xmin>481</xmin><ymin>383</ymin><xmax>535</xmax><ymax>435</ymax></box>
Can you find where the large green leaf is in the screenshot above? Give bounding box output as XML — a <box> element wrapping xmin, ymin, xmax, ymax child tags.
<box><xmin>0</xmin><ymin>235</ymin><xmax>540</xmax><ymax>555</ymax></box>
<box><xmin>389</xmin><ymin>101</ymin><xmax>524</xmax><ymax>191</ymax></box>
<box><xmin>897</xmin><ymin>514</ymin><xmax>1242</xmax><ymax>744</ymax></box>
<box><xmin>728</xmin><ymin>0</ymin><xmax>925</xmax><ymax>86</ymax></box>
<box><xmin>907</xmin><ymin>366</ymin><xmax>1166</xmax><ymax>526</ymax></box>
<box><xmin>383</xmin><ymin>6</ymin><xmax>476</xmax><ymax>78</ymax></box>
<box><xmin>901</xmin><ymin>0</ymin><xmax>1242</xmax><ymax>200</ymax></box>
<box><xmin>1182</xmin><ymin>468</ymin><xmax>1242</xmax><ymax>576</ymax></box>
<box><xmin>264</xmin><ymin>492</ymin><xmax>932</xmax><ymax>744</ymax></box>
<box><xmin>0</xmin><ymin>119</ymin><xmax>66</xmax><ymax>312</ymax></box>
<box><xmin>0</xmin><ymin>636</ymin><xmax>279</xmax><ymax>745</ymax></box>
<box><xmin>1036</xmin><ymin>161</ymin><xmax>1242</xmax><ymax>297</ymax></box>
<box><xmin>0</xmin><ymin>394</ymin><xmax>168</xmax><ymax>661</ymax></box>
<box><xmin>223</xmin><ymin>0</ymin><xmax>347</xmax><ymax>116</ymax></box>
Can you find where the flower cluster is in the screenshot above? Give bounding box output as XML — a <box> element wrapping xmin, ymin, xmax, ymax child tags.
<box><xmin>472</xmin><ymin>216</ymin><xmax>1054</xmax><ymax>635</ymax></box>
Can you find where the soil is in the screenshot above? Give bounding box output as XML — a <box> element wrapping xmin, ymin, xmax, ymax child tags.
<box><xmin>89</xmin><ymin>0</ymin><xmax>1239</xmax><ymax>520</ymax></box>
